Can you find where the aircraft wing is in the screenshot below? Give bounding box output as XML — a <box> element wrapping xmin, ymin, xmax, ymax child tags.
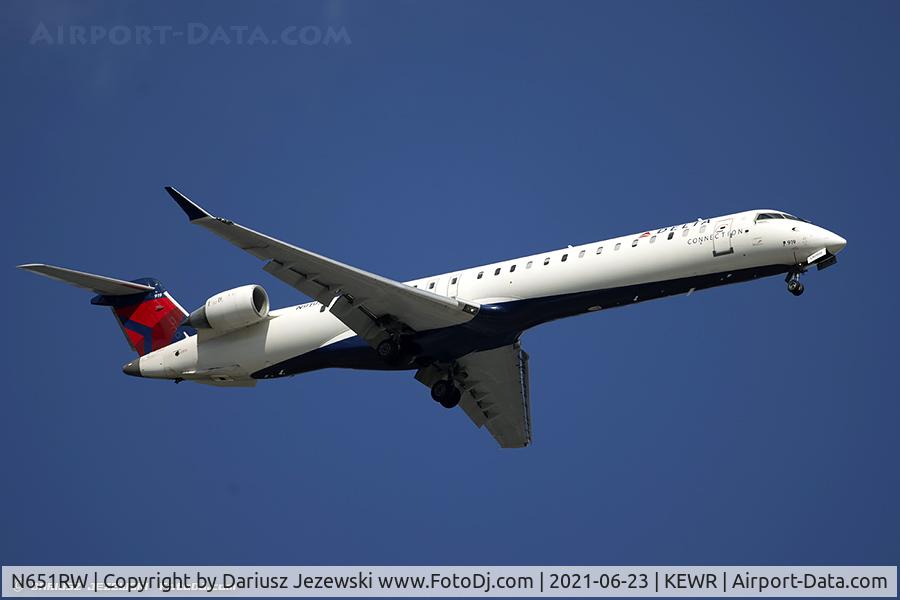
<box><xmin>166</xmin><ymin>187</ymin><xmax>479</xmax><ymax>347</ymax></box>
<box><xmin>420</xmin><ymin>342</ymin><xmax>533</xmax><ymax>448</ymax></box>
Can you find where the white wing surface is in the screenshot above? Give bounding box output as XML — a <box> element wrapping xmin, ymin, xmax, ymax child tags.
<box><xmin>166</xmin><ymin>187</ymin><xmax>479</xmax><ymax>348</ymax></box>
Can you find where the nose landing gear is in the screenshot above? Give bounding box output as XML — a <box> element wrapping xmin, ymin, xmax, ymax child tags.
<box><xmin>786</xmin><ymin>270</ymin><xmax>805</xmax><ymax>296</ymax></box>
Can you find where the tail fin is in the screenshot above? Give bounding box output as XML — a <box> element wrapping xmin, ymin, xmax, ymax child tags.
<box><xmin>18</xmin><ymin>263</ymin><xmax>193</xmax><ymax>356</ymax></box>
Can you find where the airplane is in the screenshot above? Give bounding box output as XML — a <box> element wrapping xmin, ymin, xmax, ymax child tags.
<box><xmin>18</xmin><ymin>188</ymin><xmax>847</xmax><ymax>447</ymax></box>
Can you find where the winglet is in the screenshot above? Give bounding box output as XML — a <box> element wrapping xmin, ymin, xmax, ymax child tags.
<box><xmin>165</xmin><ymin>186</ymin><xmax>212</xmax><ymax>221</ymax></box>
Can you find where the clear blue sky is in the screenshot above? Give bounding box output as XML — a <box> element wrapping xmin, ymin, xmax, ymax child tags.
<box><xmin>2</xmin><ymin>0</ymin><xmax>898</xmax><ymax>566</ymax></box>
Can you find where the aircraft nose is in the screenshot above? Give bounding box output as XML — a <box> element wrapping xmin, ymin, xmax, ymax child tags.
<box><xmin>122</xmin><ymin>359</ymin><xmax>142</xmax><ymax>377</ymax></box>
<box><xmin>825</xmin><ymin>231</ymin><xmax>847</xmax><ymax>254</ymax></box>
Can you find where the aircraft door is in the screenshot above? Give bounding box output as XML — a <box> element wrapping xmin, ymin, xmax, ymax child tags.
<box><xmin>447</xmin><ymin>273</ymin><xmax>462</xmax><ymax>298</ymax></box>
<box><xmin>713</xmin><ymin>219</ymin><xmax>734</xmax><ymax>257</ymax></box>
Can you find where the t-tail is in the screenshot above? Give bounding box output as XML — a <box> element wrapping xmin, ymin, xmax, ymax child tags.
<box><xmin>17</xmin><ymin>264</ymin><xmax>194</xmax><ymax>359</ymax></box>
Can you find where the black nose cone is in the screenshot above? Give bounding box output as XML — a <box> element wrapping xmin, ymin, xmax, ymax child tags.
<box><xmin>122</xmin><ymin>359</ymin><xmax>142</xmax><ymax>377</ymax></box>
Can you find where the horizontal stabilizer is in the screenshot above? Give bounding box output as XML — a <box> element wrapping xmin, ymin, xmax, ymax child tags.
<box><xmin>17</xmin><ymin>263</ymin><xmax>155</xmax><ymax>296</ymax></box>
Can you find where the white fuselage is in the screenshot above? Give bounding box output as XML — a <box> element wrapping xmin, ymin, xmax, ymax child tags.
<box><xmin>136</xmin><ymin>209</ymin><xmax>846</xmax><ymax>384</ymax></box>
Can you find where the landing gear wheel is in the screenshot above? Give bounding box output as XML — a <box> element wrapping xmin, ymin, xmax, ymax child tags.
<box><xmin>376</xmin><ymin>339</ymin><xmax>400</xmax><ymax>363</ymax></box>
<box><xmin>431</xmin><ymin>379</ymin><xmax>461</xmax><ymax>408</ymax></box>
<box><xmin>787</xmin><ymin>278</ymin><xmax>803</xmax><ymax>296</ymax></box>
<box><xmin>786</xmin><ymin>270</ymin><xmax>805</xmax><ymax>297</ymax></box>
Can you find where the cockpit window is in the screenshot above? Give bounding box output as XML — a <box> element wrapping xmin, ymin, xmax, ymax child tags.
<box><xmin>781</xmin><ymin>213</ymin><xmax>811</xmax><ymax>223</ymax></box>
<box><xmin>755</xmin><ymin>212</ymin><xmax>783</xmax><ymax>221</ymax></box>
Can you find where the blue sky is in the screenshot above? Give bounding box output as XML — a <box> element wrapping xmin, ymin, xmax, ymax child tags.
<box><xmin>2</xmin><ymin>0</ymin><xmax>899</xmax><ymax>566</ymax></box>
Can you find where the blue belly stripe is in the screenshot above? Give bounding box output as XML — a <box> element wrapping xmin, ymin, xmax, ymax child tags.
<box><xmin>251</xmin><ymin>263</ymin><xmax>789</xmax><ymax>379</ymax></box>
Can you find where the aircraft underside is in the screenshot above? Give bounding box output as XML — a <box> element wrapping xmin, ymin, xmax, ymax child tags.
<box><xmin>252</xmin><ymin>262</ymin><xmax>791</xmax><ymax>379</ymax></box>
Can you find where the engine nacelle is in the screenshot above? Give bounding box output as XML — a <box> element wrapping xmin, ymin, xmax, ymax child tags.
<box><xmin>187</xmin><ymin>284</ymin><xmax>270</xmax><ymax>332</ymax></box>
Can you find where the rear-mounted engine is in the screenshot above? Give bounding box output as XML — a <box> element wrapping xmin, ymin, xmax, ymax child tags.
<box><xmin>187</xmin><ymin>284</ymin><xmax>269</xmax><ymax>332</ymax></box>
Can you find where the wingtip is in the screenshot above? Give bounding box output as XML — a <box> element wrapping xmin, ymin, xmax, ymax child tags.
<box><xmin>165</xmin><ymin>186</ymin><xmax>211</xmax><ymax>221</ymax></box>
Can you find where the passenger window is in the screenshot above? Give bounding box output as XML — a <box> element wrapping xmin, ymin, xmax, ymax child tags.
<box><xmin>477</xmin><ymin>271</ymin><xmax>484</xmax><ymax>279</ymax></box>
<box><xmin>413</xmin><ymin>284</ymin><xmax>418</xmax><ymax>288</ymax></box>
<box><xmin>428</xmin><ymin>282</ymin><xmax>435</xmax><ymax>290</ymax></box>
<box><xmin>494</xmin><ymin>267</ymin><xmax>501</xmax><ymax>276</ymax></box>
<box><xmin>614</xmin><ymin>242</ymin><xmax>621</xmax><ymax>251</ymax></box>
<box><xmin>596</xmin><ymin>246</ymin><xmax>603</xmax><ymax>254</ymax></box>
<box><xmin>667</xmin><ymin>232</ymin><xmax>674</xmax><ymax>240</ymax></box>
<box><xmin>320</xmin><ymin>304</ymin><xmax>327</xmax><ymax>313</ymax></box>
<box><xmin>544</xmin><ymin>257</ymin><xmax>550</xmax><ymax>266</ymax></box>
<box><xmin>509</xmin><ymin>265</ymin><xmax>516</xmax><ymax>272</ymax></box>
<box><xmin>650</xmin><ymin>235</ymin><xmax>657</xmax><ymax>243</ymax></box>
<box><xmin>631</xmin><ymin>239</ymin><xmax>638</xmax><ymax>247</ymax></box>
<box><xmin>450</xmin><ymin>277</ymin><xmax>457</xmax><ymax>284</ymax></box>
<box><xmin>561</xmin><ymin>254</ymin><xmax>568</xmax><ymax>262</ymax></box>
<box><xmin>578</xmin><ymin>249</ymin><xmax>585</xmax><ymax>258</ymax></box>
<box><xmin>526</xmin><ymin>261</ymin><xmax>533</xmax><ymax>269</ymax></box>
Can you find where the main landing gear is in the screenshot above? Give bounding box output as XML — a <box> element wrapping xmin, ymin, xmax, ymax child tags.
<box><xmin>376</xmin><ymin>338</ymin><xmax>401</xmax><ymax>363</ymax></box>
<box><xmin>431</xmin><ymin>378</ymin><xmax>462</xmax><ymax>409</ymax></box>
<box><xmin>786</xmin><ymin>270</ymin><xmax>805</xmax><ymax>296</ymax></box>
